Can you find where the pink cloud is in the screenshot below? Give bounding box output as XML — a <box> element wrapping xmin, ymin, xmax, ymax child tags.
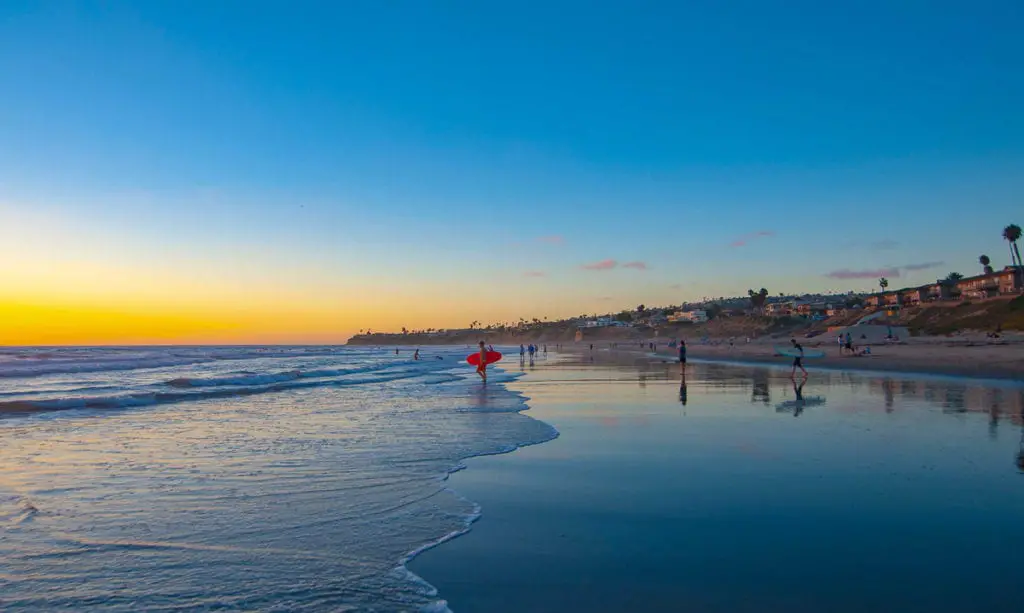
<box><xmin>623</xmin><ymin>261</ymin><xmax>648</xmax><ymax>270</ymax></box>
<box><xmin>825</xmin><ymin>267</ymin><xmax>900</xmax><ymax>280</ymax></box>
<box><xmin>536</xmin><ymin>235</ymin><xmax>565</xmax><ymax>246</ymax></box>
<box><xmin>729</xmin><ymin>230</ymin><xmax>776</xmax><ymax>247</ymax></box>
<box><xmin>581</xmin><ymin>259</ymin><xmax>617</xmax><ymax>271</ymax></box>
<box><xmin>522</xmin><ymin>271</ymin><xmax>546</xmax><ymax>278</ymax></box>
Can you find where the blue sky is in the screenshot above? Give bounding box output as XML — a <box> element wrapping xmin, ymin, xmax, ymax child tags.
<box><xmin>1</xmin><ymin>1</ymin><xmax>1023</xmax><ymax>339</ymax></box>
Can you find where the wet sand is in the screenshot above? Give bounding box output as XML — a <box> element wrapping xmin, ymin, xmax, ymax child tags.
<box><xmin>410</xmin><ymin>355</ymin><xmax>1024</xmax><ymax>612</ymax></box>
<box><xmin>592</xmin><ymin>335</ymin><xmax>1024</xmax><ymax>380</ymax></box>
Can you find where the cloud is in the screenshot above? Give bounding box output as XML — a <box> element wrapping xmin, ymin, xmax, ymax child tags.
<box><xmin>824</xmin><ymin>261</ymin><xmax>944</xmax><ymax>280</ymax></box>
<box><xmin>870</xmin><ymin>239</ymin><xmax>900</xmax><ymax>250</ymax></box>
<box><xmin>622</xmin><ymin>261</ymin><xmax>648</xmax><ymax>270</ymax></box>
<box><xmin>901</xmin><ymin>260</ymin><xmax>945</xmax><ymax>271</ymax></box>
<box><xmin>522</xmin><ymin>271</ymin><xmax>546</xmax><ymax>278</ymax></box>
<box><xmin>581</xmin><ymin>259</ymin><xmax>617</xmax><ymax>271</ymax></box>
<box><xmin>536</xmin><ymin>235</ymin><xmax>564</xmax><ymax>246</ymax></box>
<box><xmin>826</xmin><ymin>268</ymin><xmax>900</xmax><ymax>280</ymax></box>
<box><xmin>729</xmin><ymin>230</ymin><xmax>775</xmax><ymax>247</ymax></box>
<box><xmin>669</xmin><ymin>283</ymin><xmax>684</xmax><ymax>289</ymax></box>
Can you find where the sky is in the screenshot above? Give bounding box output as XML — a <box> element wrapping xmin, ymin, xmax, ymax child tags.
<box><xmin>1</xmin><ymin>1</ymin><xmax>1023</xmax><ymax>344</ymax></box>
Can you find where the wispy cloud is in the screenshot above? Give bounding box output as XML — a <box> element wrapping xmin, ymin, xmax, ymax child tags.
<box><xmin>536</xmin><ymin>235</ymin><xmax>564</xmax><ymax>246</ymax></box>
<box><xmin>581</xmin><ymin>259</ymin><xmax>617</xmax><ymax>271</ymax></box>
<box><xmin>826</xmin><ymin>268</ymin><xmax>901</xmax><ymax>280</ymax></box>
<box><xmin>824</xmin><ymin>261</ymin><xmax>944</xmax><ymax>280</ymax></box>
<box><xmin>623</xmin><ymin>261</ymin><xmax>648</xmax><ymax>270</ymax></box>
<box><xmin>901</xmin><ymin>260</ymin><xmax>945</xmax><ymax>271</ymax></box>
<box><xmin>729</xmin><ymin>230</ymin><xmax>775</xmax><ymax>248</ymax></box>
<box><xmin>871</xmin><ymin>239</ymin><xmax>900</xmax><ymax>250</ymax></box>
<box><xmin>669</xmin><ymin>283</ymin><xmax>683</xmax><ymax>289</ymax></box>
<box><xmin>522</xmin><ymin>271</ymin><xmax>546</xmax><ymax>278</ymax></box>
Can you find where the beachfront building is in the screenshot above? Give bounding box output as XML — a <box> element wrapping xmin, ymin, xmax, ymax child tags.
<box><xmin>955</xmin><ymin>267</ymin><xmax>1024</xmax><ymax>300</ymax></box>
<box><xmin>764</xmin><ymin>301</ymin><xmax>793</xmax><ymax>316</ymax></box>
<box><xmin>900</xmin><ymin>288</ymin><xmax>925</xmax><ymax>306</ymax></box>
<box><xmin>795</xmin><ymin>301</ymin><xmax>829</xmax><ymax>317</ymax></box>
<box><xmin>864</xmin><ymin>295</ymin><xmax>882</xmax><ymax>308</ymax></box>
<box><xmin>668</xmin><ymin>309</ymin><xmax>708</xmax><ymax>323</ymax></box>
<box><xmin>583</xmin><ymin>317</ymin><xmax>617</xmax><ymax>328</ymax></box>
<box><xmin>882</xmin><ymin>292</ymin><xmax>901</xmax><ymax>307</ymax></box>
<box><xmin>825</xmin><ymin>305</ymin><xmax>847</xmax><ymax>317</ymax></box>
<box><xmin>924</xmin><ymin>281</ymin><xmax>954</xmax><ymax>301</ymax></box>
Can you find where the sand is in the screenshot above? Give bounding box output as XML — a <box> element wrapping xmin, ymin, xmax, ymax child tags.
<box><xmin>409</xmin><ymin>356</ymin><xmax>1024</xmax><ymax>612</ymax></box>
<box><xmin>585</xmin><ymin>332</ymin><xmax>1024</xmax><ymax>380</ymax></box>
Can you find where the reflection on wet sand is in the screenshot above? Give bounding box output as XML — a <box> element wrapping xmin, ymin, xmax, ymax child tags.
<box><xmin>540</xmin><ymin>351</ymin><xmax>1024</xmax><ymax>474</ymax></box>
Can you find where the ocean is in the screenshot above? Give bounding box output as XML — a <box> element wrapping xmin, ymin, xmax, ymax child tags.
<box><xmin>0</xmin><ymin>346</ymin><xmax>556</xmax><ymax>612</ymax></box>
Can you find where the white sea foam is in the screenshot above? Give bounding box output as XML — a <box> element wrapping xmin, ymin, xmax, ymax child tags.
<box><xmin>0</xmin><ymin>345</ymin><xmax>555</xmax><ymax>611</ymax></box>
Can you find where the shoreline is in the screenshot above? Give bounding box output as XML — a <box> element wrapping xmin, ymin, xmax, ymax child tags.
<box><xmin>566</xmin><ymin>340</ymin><xmax>1024</xmax><ymax>382</ymax></box>
<box><xmin>409</xmin><ymin>357</ymin><xmax>1024</xmax><ymax>612</ymax></box>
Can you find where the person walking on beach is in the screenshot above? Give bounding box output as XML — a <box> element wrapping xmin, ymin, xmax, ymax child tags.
<box><xmin>678</xmin><ymin>340</ymin><xmax>687</xmax><ymax>374</ymax></box>
<box><xmin>476</xmin><ymin>341</ymin><xmax>488</xmax><ymax>383</ymax></box>
<box><xmin>790</xmin><ymin>338</ymin><xmax>808</xmax><ymax>377</ymax></box>
<box><xmin>520</xmin><ymin>344</ymin><xmax>525</xmax><ymax>358</ymax></box>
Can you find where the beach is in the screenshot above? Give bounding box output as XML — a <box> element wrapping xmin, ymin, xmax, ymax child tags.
<box><xmin>4</xmin><ymin>345</ymin><xmax>1024</xmax><ymax>611</ymax></box>
<box><xmin>411</xmin><ymin>352</ymin><xmax>1024</xmax><ymax>612</ymax></box>
<box><xmin>596</xmin><ymin>333</ymin><xmax>1024</xmax><ymax>380</ymax></box>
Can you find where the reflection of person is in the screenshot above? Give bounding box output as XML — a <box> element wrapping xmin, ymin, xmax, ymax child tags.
<box><xmin>679</xmin><ymin>376</ymin><xmax>688</xmax><ymax>406</ymax></box>
<box><xmin>1017</xmin><ymin>408</ymin><xmax>1024</xmax><ymax>473</ymax></box>
<box><xmin>792</xmin><ymin>376</ymin><xmax>807</xmax><ymax>417</ymax></box>
<box><xmin>476</xmin><ymin>341</ymin><xmax>488</xmax><ymax>383</ymax></box>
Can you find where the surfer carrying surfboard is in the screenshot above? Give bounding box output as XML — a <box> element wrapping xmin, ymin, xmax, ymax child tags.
<box><xmin>476</xmin><ymin>341</ymin><xmax>488</xmax><ymax>383</ymax></box>
<box><xmin>790</xmin><ymin>339</ymin><xmax>808</xmax><ymax>377</ymax></box>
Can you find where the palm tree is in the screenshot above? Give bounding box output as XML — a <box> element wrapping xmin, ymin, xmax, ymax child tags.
<box><xmin>879</xmin><ymin>277</ymin><xmax>889</xmax><ymax>292</ymax></box>
<box><xmin>980</xmin><ymin>255</ymin><xmax>993</xmax><ymax>275</ymax></box>
<box><xmin>1004</xmin><ymin>224</ymin><xmax>1022</xmax><ymax>268</ymax></box>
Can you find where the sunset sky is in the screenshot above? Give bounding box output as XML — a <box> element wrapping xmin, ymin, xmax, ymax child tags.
<box><xmin>2</xmin><ymin>1</ymin><xmax>1023</xmax><ymax>344</ymax></box>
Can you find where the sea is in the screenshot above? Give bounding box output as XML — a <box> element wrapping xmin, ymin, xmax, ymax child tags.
<box><xmin>0</xmin><ymin>346</ymin><xmax>556</xmax><ymax>612</ymax></box>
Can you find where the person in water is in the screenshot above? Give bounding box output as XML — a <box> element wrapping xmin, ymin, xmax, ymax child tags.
<box><xmin>678</xmin><ymin>340</ymin><xmax>687</xmax><ymax>374</ymax></box>
<box><xmin>790</xmin><ymin>338</ymin><xmax>807</xmax><ymax>377</ymax></box>
<box><xmin>413</xmin><ymin>349</ymin><xmax>419</xmax><ymax>360</ymax></box>
<box><xmin>476</xmin><ymin>341</ymin><xmax>488</xmax><ymax>383</ymax></box>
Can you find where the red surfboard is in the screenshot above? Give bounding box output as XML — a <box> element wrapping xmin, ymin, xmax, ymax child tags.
<box><xmin>466</xmin><ymin>351</ymin><xmax>502</xmax><ymax>366</ymax></box>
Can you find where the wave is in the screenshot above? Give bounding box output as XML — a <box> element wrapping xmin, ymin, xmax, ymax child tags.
<box><xmin>0</xmin><ymin>367</ymin><xmax>456</xmax><ymax>416</ymax></box>
<box><xmin>163</xmin><ymin>363</ymin><xmax>401</xmax><ymax>388</ymax></box>
<box><xmin>0</xmin><ymin>347</ymin><xmax>358</xmax><ymax>379</ymax></box>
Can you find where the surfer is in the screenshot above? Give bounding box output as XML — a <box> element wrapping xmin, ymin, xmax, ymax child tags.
<box><xmin>790</xmin><ymin>338</ymin><xmax>808</xmax><ymax>377</ymax></box>
<box><xmin>476</xmin><ymin>341</ymin><xmax>488</xmax><ymax>383</ymax></box>
<box><xmin>678</xmin><ymin>340</ymin><xmax>687</xmax><ymax>374</ymax></box>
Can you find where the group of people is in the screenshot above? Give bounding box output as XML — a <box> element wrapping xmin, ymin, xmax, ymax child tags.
<box><xmin>519</xmin><ymin>343</ymin><xmax>546</xmax><ymax>358</ymax></box>
<box><xmin>836</xmin><ymin>331</ymin><xmax>872</xmax><ymax>357</ymax></box>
